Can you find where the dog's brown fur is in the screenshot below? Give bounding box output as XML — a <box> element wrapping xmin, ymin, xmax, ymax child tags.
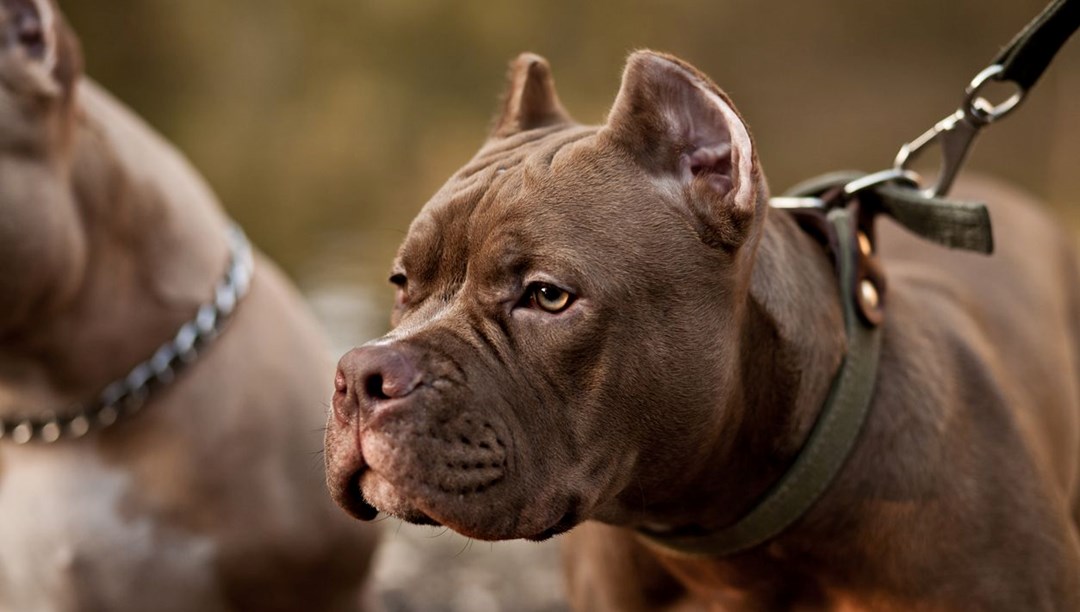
<box><xmin>326</xmin><ymin>49</ymin><xmax>1080</xmax><ymax>610</ymax></box>
<box><xmin>0</xmin><ymin>2</ymin><xmax>379</xmax><ymax>610</ymax></box>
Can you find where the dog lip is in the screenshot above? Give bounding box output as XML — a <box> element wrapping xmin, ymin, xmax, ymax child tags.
<box><xmin>526</xmin><ymin>508</ymin><xmax>580</xmax><ymax>542</ymax></box>
<box><xmin>334</xmin><ymin>468</ymin><xmax>380</xmax><ymax>521</ymax></box>
<box><xmin>403</xmin><ymin>488</ymin><xmax>577</xmax><ymax>542</ymax></box>
<box><xmin>397</xmin><ymin>508</ymin><xmax>442</xmax><ymax>527</ymax></box>
<box><xmin>326</xmin><ymin>431</ymin><xmax>378</xmax><ymax>521</ymax></box>
<box><xmin>353</xmin><ymin>467</ymin><xmax>444</xmax><ymax>527</ymax></box>
<box><xmin>364</xmin><ymin>395</ymin><xmax>421</xmax><ymax>429</ymax></box>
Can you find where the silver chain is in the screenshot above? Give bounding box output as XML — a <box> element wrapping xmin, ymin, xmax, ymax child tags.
<box><xmin>0</xmin><ymin>225</ymin><xmax>255</xmax><ymax>445</ymax></box>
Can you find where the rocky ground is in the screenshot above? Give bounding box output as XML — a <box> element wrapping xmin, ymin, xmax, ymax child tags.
<box><xmin>369</xmin><ymin>524</ymin><xmax>568</xmax><ymax>612</ymax></box>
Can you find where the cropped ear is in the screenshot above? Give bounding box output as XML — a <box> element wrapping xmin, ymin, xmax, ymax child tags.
<box><xmin>604</xmin><ymin>51</ymin><xmax>761</xmax><ymax>245</ymax></box>
<box><xmin>0</xmin><ymin>0</ymin><xmax>82</xmax><ymax>99</ymax></box>
<box><xmin>491</xmin><ymin>53</ymin><xmax>572</xmax><ymax>138</ymax></box>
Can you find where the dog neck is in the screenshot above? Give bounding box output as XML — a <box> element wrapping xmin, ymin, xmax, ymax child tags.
<box><xmin>630</xmin><ymin>206</ymin><xmax>848</xmax><ymax>534</ymax></box>
<box><xmin>0</xmin><ymin>79</ymin><xmax>231</xmax><ymax>419</ymax></box>
<box><xmin>743</xmin><ymin>206</ymin><xmax>848</xmax><ymax>457</ymax></box>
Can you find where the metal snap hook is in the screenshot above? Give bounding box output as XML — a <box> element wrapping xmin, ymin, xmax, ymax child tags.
<box><xmin>894</xmin><ymin>64</ymin><xmax>1028</xmax><ymax>198</ymax></box>
<box><xmin>964</xmin><ymin>65</ymin><xmax>1026</xmax><ymax>124</ymax></box>
<box><xmin>893</xmin><ymin>109</ymin><xmax>981</xmax><ymax>198</ymax></box>
<box><xmin>842</xmin><ymin>169</ymin><xmax>921</xmax><ymax>198</ymax></box>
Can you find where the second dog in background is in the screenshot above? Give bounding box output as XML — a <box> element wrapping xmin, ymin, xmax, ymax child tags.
<box><xmin>0</xmin><ymin>1</ymin><xmax>380</xmax><ymax>610</ymax></box>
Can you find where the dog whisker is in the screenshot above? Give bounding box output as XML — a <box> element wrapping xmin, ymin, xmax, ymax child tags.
<box><xmin>424</xmin><ymin>527</ymin><xmax>450</xmax><ymax>539</ymax></box>
<box><xmin>454</xmin><ymin>537</ymin><xmax>474</xmax><ymax>557</ymax></box>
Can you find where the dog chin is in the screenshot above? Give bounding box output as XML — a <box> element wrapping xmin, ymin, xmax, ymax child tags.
<box><xmin>359</xmin><ymin>470</ymin><xmax>578</xmax><ymax>541</ymax></box>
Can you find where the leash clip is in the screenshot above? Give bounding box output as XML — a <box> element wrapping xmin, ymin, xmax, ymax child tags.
<box><xmin>841</xmin><ymin>168</ymin><xmax>920</xmax><ymax>199</ymax></box>
<box><xmin>894</xmin><ymin>65</ymin><xmax>1027</xmax><ymax>198</ymax></box>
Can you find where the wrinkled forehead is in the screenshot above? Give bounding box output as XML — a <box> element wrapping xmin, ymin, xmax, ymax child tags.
<box><xmin>398</xmin><ymin>125</ymin><xmax>633</xmax><ymax>279</ymax></box>
<box><xmin>396</xmin><ymin>122</ymin><xmax>700</xmax><ymax>293</ymax></box>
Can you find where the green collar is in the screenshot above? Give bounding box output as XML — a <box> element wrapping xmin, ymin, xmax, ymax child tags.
<box><xmin>636</xmin><ymin>172</ymin><xmax>993</xmax><ymax>557</ymax></box>
<box><xmin>638</xmin><ymin>208</ymin><xmax>882</xmax><ymax>557</ymax></box>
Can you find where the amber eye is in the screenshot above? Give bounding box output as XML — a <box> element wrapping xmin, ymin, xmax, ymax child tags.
<box><xmin>529</xmin><ymin>283</ymin><xmax>574</xmax><ymax>313</ymax></box>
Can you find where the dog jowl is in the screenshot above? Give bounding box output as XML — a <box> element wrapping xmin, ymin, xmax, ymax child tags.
<box><xmin>325</xmin><ymin>50</ymin><xmax>1080</xmax><ymax>609</ymax></box>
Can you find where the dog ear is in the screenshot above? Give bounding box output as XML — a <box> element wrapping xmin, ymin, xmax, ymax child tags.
<box><xmin>0</xmin><ymin>0</ymin><xmax>81</xmax><ymax>99</ymax></box>
<box><xmin>491</xmin><ymin>53</ymin><xmax>572</xmax><ymax>137</ymax></box>
<box><xmin>604</xmin><ymin>51</ymin><xmax>761</xmax><ymax>246</ymax></box>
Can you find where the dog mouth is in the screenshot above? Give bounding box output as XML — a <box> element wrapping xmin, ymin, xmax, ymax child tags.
<box><xmin>325</xmin><ymin>442</ymin><xmax>442</xmax><ymax>527</ymax></box>
<box><xmin>359</xmin><ymin>465</ymin><xmax>582</xmax><ymax>541</ymax></box>
<box><xmin>325</xmin><ymin>399</ymin><xmax>580</xmax><ymax>540</ymax></box>
<box><xmin>332</xmin><ymin>466</ymin><xmax>452</xmax><ymax>528</ymax></box>
<box><xmin>324</xmin><ymin>423</ymin><xmax>383</xmax><ymax>522</ymax></box>
<box><xmin>342</xmin><ymin>456</ymin><xmax>579</xmax><ymax>540</ymax></box>
<box><xmin>326</xmin><ymin>449</ymin><xmax>453</xmax><ymax>528</ymax></box>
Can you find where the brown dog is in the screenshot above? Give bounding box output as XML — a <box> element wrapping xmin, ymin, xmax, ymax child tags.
<box><xmin>0</xmin><ymin>1</ymin><xmax>379</xmax><ymax>610</ymax></box>
<box><xmin>326</xmin><ymin>49</ymin><xmax>1080</xmax><ymax>610</ymax></box>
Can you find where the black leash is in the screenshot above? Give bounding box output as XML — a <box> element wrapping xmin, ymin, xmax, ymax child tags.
<box><xmin>640</xmin><ymin>0</ymin><xmax>1080</xmax><ymax>558</ymax></box>
<box><xmin>993</xmin><ymin>0</ymin><xmax>1080</xmax><ymax>92</ymax></box>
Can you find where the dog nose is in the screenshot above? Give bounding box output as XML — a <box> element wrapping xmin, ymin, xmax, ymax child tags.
<box><xmin>333</xmin><ymin>345</ymin><xmax>422</xmax><ymax>423</ymax></box>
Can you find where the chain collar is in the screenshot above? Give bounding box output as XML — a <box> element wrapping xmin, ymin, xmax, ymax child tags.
<box><xmin>0</xmin><ymin>225</ymin><xmax>254</xmax><ymax>445</ymax></box>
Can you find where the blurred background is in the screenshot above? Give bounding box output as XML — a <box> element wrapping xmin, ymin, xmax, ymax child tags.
<box><xmin>62</xmin><ymin>1</ymin><xmax>1080</xmax><ymax>610</ymax></box>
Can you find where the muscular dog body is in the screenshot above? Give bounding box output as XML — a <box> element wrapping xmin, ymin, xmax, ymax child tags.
<box><xmin>0</xmin><ymin>2</ymin><xmax>378</xmax><ymax>610</ymax></box>
<box><xmin>326</xmin><ymin>50</ymin><xmax>1080</xmax><ymax>610</ymax></box>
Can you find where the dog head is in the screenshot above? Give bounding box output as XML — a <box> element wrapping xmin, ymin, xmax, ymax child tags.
<box><xmin>326</xmin><ymin>51</ymin><xmax>768</xmax><ymax>540</ymax></box>
<box><xmin>0</xmin><ymin>0</ymin><xmax>83</xmax><ymax>335</ymax></box>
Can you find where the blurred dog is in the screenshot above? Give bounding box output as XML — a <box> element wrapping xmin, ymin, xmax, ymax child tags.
<box><xmin>0</xmin><ymin>1</ymin><xmax>379</xmax><ymax>610</ymax></box>
<box><xmin>326</xmin><ymin>49</ymin><xmax>1080</xmax><ymax>610</ymax></box>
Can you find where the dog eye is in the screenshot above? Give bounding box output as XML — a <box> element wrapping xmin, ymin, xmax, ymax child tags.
<box><xmin>527</xmin><ymin>283</ymin><xmax>574</xmax><ymax>313</ymax></box>
<box><xmin>11</xmin><ymin>8</ymin><xmax>46</xmax><ymax>58</ymax></box>
<box><xmin>389</xmin><ymin>273</ymin><xmax>409</xmax><ymax>306</ymax></box>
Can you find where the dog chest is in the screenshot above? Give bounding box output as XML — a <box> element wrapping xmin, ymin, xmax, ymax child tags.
<box><xmin>0</xmin><ymin>447</ymin><xmax>228</xmax><ymax>612</ymax></box>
